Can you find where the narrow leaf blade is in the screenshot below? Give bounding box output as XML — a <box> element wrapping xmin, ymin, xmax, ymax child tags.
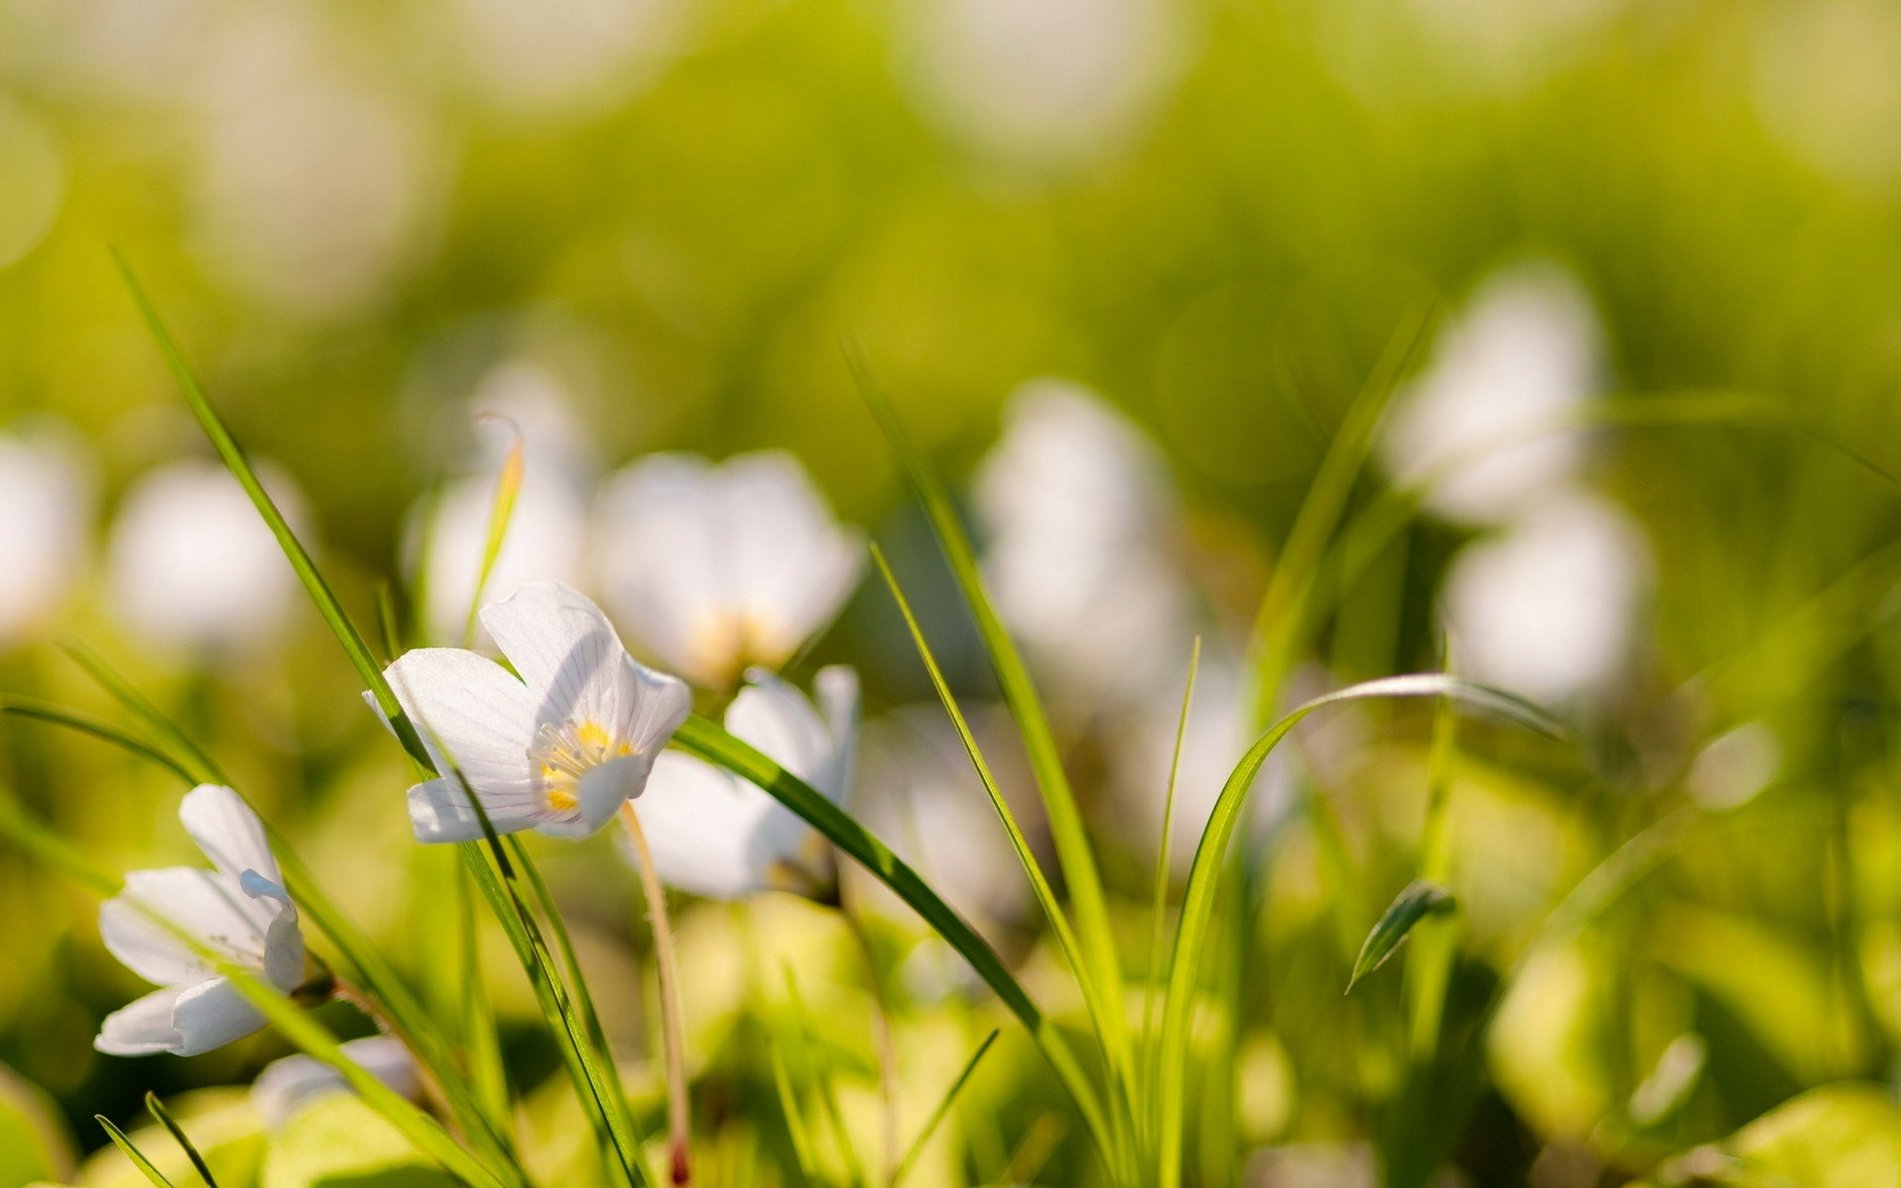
<box><xmin>1347</xmin><ymin>881</ymin><xmax>1455</xmax><ymax>993</ymax></box>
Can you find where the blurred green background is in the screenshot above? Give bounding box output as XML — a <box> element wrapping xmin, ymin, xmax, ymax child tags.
<box><xmin>5</xmin><ymin>0</ymin><xmax>1901</xmax><ymax>1183</ymax></box>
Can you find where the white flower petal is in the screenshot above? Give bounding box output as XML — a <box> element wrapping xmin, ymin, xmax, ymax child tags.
<box><xmin>253</xmin><ymin>1035</ymin><xmax>419</xmax><ymax>1128</ymax></box>
<box><xmin>614</xmin><ymin>654</ymin><xmax>692</xmax><ymax>756</ymax></box>
<box><xmin>179</xmin><ymin>784</ymin><xmax>280</xmax><ymax>886</ymax></box>
<box><xmin>540</xmin><ymin>751</ymin><xmax>657</xmax><ymax>839</ymax></box>
<box><xmin>407</xmin><ymin>777</ymin><xmax>546</xmax><ymax>844</ymax></box>
<box><xmin>260</xmin><ymin>901</ymin><xmax>305</xmax><ymax>992</ymax></box>
<box><xmin>96</xmin><ymin>986</ymin><xmax>187</xmax><ymax>1056</ymax></box>
<box><xmin>383</xmin><ymin>647</ymin><xmax>539</xmax><ymax>796</ymax></box>
<box><xmin>106</xmin><ymin>868</ymin><xmax>274</xmax><ymax>979</ymax></box>
<box><xmin>481</xmin><ymin>581</ymin><xmax>633</xmax><ymax>727</ymax></box>
<box><xmin>629</xmin><ymin>752</ymin><xmax>778</xmax><ymax>899</ymax></box>
<box><xmin>728</xmin><ymin>668</ymin><xmax>834</xmax><ymax>791</ymax></box>
<box><xmin>813</xmin><ymin>665</ymin><xmax>860</xmax><ymax>802</ymax></box>
<box><xmin>720</xmin><ymin>452</ymin><xmax>863</xmax><ymax>660</ymax></box>
<box><xmin>171</xmin><ymin>976</ymin><xmax>267</xmax><ymax>1056</ymax></box>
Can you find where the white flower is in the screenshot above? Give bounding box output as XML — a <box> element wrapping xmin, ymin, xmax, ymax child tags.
<box><xmin>1441</xmin><ymin>492</ymin><xmax>1648</xmax><ymax>704</ymax></box>
<box><xmin>1380</xmin><ymin>261</ymin><xmax>1605</xmax><ymax>525</ymax></box>
<box><xmin>0</xmin><ymin>418</ymin><xmax>92</xmax><ymax>648</ymax></box>
<box><xmin>627</xmin><ymin>666</ymin><xmax>857</xmax><ymax>899</ymax></box>
<box><xmin>594</xmin><ymin>451</ymin><xmax>862</xmax><ymax>690</ymax></box>
<box><xmin>380</xmin><ymin>582</ymin><xmax>691</xmax><ymax>843</ymax></box>
<box><xmin>251</xmin><ymin>1035</ymin><xmax>419</xmax><ymax>1129</ymax></box>
<box><xmin>974</xmin><ymin>381</ymin><xmax>1195</xmax><ymax>707</ymax></box>
<box><xmin>104</xmin><ymin>458</ymin><xmax>305</xmax><ymax>654</ymax></box>
<box><xmin>96</xmin><ymin>785</ymin><xmax>309</xmax><ymax>1057</ymax></box>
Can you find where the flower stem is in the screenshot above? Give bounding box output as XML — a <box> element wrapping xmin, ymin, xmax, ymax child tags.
<box><xmin>621</xmin><ymin>802</ymin><xmax>692</xmax><ymax>1186</ymax></box>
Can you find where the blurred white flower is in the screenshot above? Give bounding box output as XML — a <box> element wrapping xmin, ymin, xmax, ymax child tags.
<box><xmin>1441</xmin><ymin>492</ymin><xmax>1648</xmax><ymax>704</ymax></box>
<box><xmin>849</xmin><ymin>705</ymin><xmax>1034</xmax><ymax>943</ymax></box>
<box><xmin>594</xmin><ymin>451</ymin><xmax>862</xmax><ymax>690</ymax></box>
<box><xmin>190</xmin><ymin>15</ymin><xmax>437</xmax><ymax>316</ymax></box>
<box><xmin>1403</xmin><ymin>0</ymin><xmax>1625</xmax><ymax>97</ymax></box>
<box><xmin>380</xmin><ymin>582</ymin><xmax>690</xmax><ymax>843</ymax></box>
<box><xmin>412</xmin><ymin>363</ymin><xmax>593</xmax><ymax>647</ymax></box>
<box><xmin>627</xmin><ymin>666</ymin><xmax>858</xmax><ymax>899</ymax></box>
<box><xmin>104</xmin><ymin>458</ymin><xmax>304</xmax><ymax>654</ymax></box>
<box><xmin>444</xmin><ymin>0</ymin><xmax>696</xmax><ymax>119</ymax></box>
<box><xmin>1105</xmin><ymin>651</ymin><xmax>1289</xmax><ymax>878</ymax></box>
<box><xmin>1380</xmin><ymin>262</ymin><xmax>1605</xmax><ymax>525</ymax></box>
<box><xmin>251</xmin><ymin>1035</ymin><xmax>419</xmax><ymax>1129</ymax></box>
<box><xmin>899</xmin><ymin>0</ymin><xmax>1190</xmax><ymax>169</ymax></box>
<box><xmin>975</xmin><ymin>380</ymin><xmax>1194</xmax><ymax>707</ymax></box>
<box><xmin>96</xmin><ymin>785</ymin><xmax>310</xmax><ymax>1057</ymax></box>
<box><xmin>0</xmin><ymin>419</ymin><xmax>92</xmax><ymax>648</ymax></box>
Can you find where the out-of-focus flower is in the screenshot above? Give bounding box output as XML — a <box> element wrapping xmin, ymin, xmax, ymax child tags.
<box><xmin>0</xmin><ymin>418</ymin><xmax>92</xmax><ymax>649</ymax></box>
<box><xmin>899</xmin><ymin>0</ymin><xmax>1189</xmax><ymax>170</ymax></box>
<box><xmin>104</xmin><ymin>458</ymin><xmax>304</xmax><ymax>655</ymax></box>
<box><xmin>849</xmin><ymin>705</ymin><xmax>1035</xmax><ymax>944</ymax></box>
<box><xmin>0</xmin><ymin>98</ymin><xmax>65</xmax><ymax>269</ymax></box>
<box><xmin>251</xmin><ymin>1035</ymin><xmax>419</xmax><ymax>1129</ymax></box>
<box><xmin>1440</xmin><ymin>492</ymin><xmax>1648</xmax><ymax>704</ymax></box>
<box><xmin>96</xmin><ymin>785</ymin><xmax>313</xmax><ymax>1057</ymax></box>
<box><xmin>1380</xmin><ymin>262</ymin><xmax>1605</xmax><ymax>525</ymax></box>
<box><xmin>594</xmin><ymin>451</ymin><xmax>862</xmax><ymax>690</ymax></box>
<box><xmin>380</xmin><ymin>582</ymin><xmax>690</xmax><ymax>843</ymax></box>
<box><xmin>626</xmin><ymin>666</ymin><xmax>857</xmax><ymax>899</ymax></box>
<box><xmin>190</xmin><ymin>15</ymin><xmax>438</xmax><ymax>316</ymax></box>
<box><xmin>412</xmin><ymin>362</ymin><xmax>593</xmax><ymax>647</ymax></box>
<box><xmin>975</xmin><ymin>380</ymin><xmax>1194</xmax><ymax>707</ymax></box>
<box><xmin>1687</xmin><ymin>722</ymin><xmax>1782</xmax><ymax>810</ymax></box>
<box><xmin>442</xmin><ymin>0</ymin><xmax>697</xmax><ymax>120</ymax></box>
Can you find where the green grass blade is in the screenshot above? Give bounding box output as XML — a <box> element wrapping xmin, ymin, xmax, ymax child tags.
<box><xmin>462</xmin><ymin>420</ymin><xmax>526</xmax><ymax>650</ymax></box>
<box><xmin>112</xmin><ymin>253</ymin><xmax>428</xmax><ymax>768</ymax></box>
<box><xmin>670</xmin><ymin>712</ymin><xmax>1116</xmax><ymax>1166</ymax></box>
<box><xmin>869</xmin><ymin>546</ymin><xmax>1113</xmax><ymax>1076</ymax></box>
<box><xmin>1154</xmin><ymin>674</ymin><xmax>1560</xmax><ymax>1186</ymax></box>
<box><xmin>1243</xmin><ymin>308</ymin><xmax>1432</xmax><ymax>732</ymax></box>
<box><xmin>847</xmin><ymin>346</ymin><xmax>1133</xmax><ymax>1129</ymax></box>
<box><xmin>767</xmin><ymin>1040</ymin><xmax>819</xmax><ymax>1184</ymax></box>
<box><xmin>1346</xmin><ymin>881</ymin><xmax>1456</xmax><ymax>994</ymax></box>
<box><xmin>1404</xmin><ymin>688</ymin><xmax>1461</xmax><ymax>1061</ymax></box>
<box><xmin>892</xmin><ymin>1030</ymin><xmax>999</xmax><ymax>1187</ymax></box>
<box><xmin>781</xmin><ymin>963</ymin><xmax>869</xmax><ymax>1188</ymax></box>
<box><xmin>1140</xmin><ymin>638</ymin><xmax>1200</xmax><ymax>1146</ymax></box>
<box><xmin>96</xmin><ymin>1116</ymin><xmax>176</xmax><ymax>1188</ymax></box>
<box><xmin>144</xmin><ymin>1093</ymin><xmax>217</xmax><ymax>1187</ymax></box>
<box><xmin>60</xmin><ymin>641</ymin><xmax>228</xmax><ymax>785</ymax></box>
<box><xmin>0</xmin><ymin>698</ymin><xmax>198</xmax><ymax>785</ymax></box>
<box><xmin>0</xmin><ymin>790</ymin><xmax>124</xmax><ymax>898</ymax></box>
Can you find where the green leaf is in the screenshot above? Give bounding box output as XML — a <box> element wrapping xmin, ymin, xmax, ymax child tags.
<box><xmin>1346</xmin><ymin>881</ymin><xmax>1455</xmax><ymax>993</ymax></box>
<box><xmin>1154</xmin><ymin>674</ymin><xmax>1559</xmax><ymax>1187</ymax></box>
<box><xmin>671</xmin><ymin>712</ymin><xmax>1115</xmax><ymax>1166</ymax></box>
<box><xmin>848</xmin><ymin>345</ymin><xmax>1133</xmax><ymax>1177</ymax></box>
<box><xmin>144</xmin><ymin>1094</ymin><xmax>218</xmax><ymax>1188</ymax></box>
<box><xmin>112</xmin><ymin>251</ymin><xmax>428</xmax><ymax>769</ymax></box>
<box><xmin>96</xmin><ymin>1117</ymin><xmax>176</xmax><ymax>1188</ymax></box>
<box><xmin>260</xmin><ymin>1095</ymin><xmax>460</xmax><ymax>1188</ymax></box>
<box><xmin>0</xmin><ymin>698</ymin><xmax>198</xmax><ymax>786</ymax></box>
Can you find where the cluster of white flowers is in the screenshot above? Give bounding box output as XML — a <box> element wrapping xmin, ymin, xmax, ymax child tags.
<box><xmin>92</xmin><ymin>441</ymin><xmax>870</xmax><ymax>1088</ymax></box>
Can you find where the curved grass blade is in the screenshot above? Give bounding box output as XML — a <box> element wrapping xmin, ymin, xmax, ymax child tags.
<box><xmin>670</xmin><ymin>712</ymin><xmax>1116</xmax><ymax>1166</ymax></box>
<box><xmin>1154</xmin><ymin>674</ymin><xmax>1560</xmax><ymax>1186</ymax></box>
<box><xmin>0</xmin><ymin>698</ymin><xmax>197</xmax><ymax>785</ymax></box>
<box><xmin>1141</xmin><ymin>636</ymin><xmax>1201</xmax><ymax>1137</ymax></box>
<box><xmin>870</xmin><ymin>546</ymin><xmax>1115</xmax><ymax>1083</ymax></box>
<box><xmin>892</xmin><ymin>1030</ymin><xmax>999</xmax><ymax>1187</ymax></box>
<box><xmin>112</xmin><ymin>252</ymin><xmax>428</xmax><ymax>769</ymax></box>
<box><xmin>97</xmin><ymin>1116</ymin><xmax>176</xmax><ymax>1188</ymax></box>
<box><xmin>60</xmin><ymin>641</ymin><xmax>227</xmax><ymax>785</ymax></box>
<box><xmin>144</xmin><ymin>1093</ymin><xmax>217</xmax><ymax>1187</ymax></box>
<box><xmin>848</xmin><ymin>344</ymin><xmax>1134</xmax><ymax>1144</ymax></box>
<box><xmin>1347</xmin><ymin>881</ymin><xmax>1455</xmax><ymax>994</ymax></box>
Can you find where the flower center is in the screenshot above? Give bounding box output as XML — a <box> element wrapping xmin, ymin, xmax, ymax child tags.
<box><xmin>530</xmin><ymin>719</ymin><xmax>631</xmax><ymax>814</ymax></box>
